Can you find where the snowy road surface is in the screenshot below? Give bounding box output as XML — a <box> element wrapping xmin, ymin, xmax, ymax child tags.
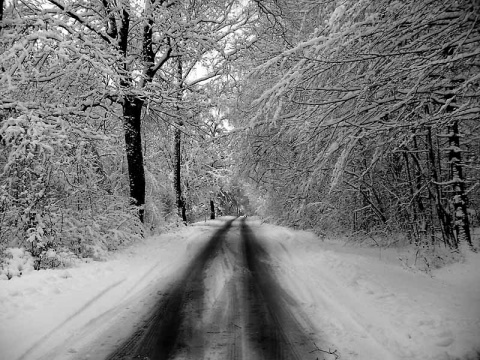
<box><xmin>1</xmin><ymin>217</ymin><xmax>479</xmax><ymax>360</ymax></box>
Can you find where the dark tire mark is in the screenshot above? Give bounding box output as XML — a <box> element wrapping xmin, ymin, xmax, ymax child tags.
<box><xmin>106</xmin><ymin>218</ymin><xmax>235</xmax><ymax>360</ymax></box>
<box><xmin>240</xmin><ymin>218</ymin><xmax>316</xmax><ymax>360</ymax></box>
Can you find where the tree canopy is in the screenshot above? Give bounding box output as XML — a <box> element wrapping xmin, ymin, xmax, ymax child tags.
<box><xmin>1</xmin><ymin>0</ymin><xmax>478</xmax><ymax>268</ymax></box>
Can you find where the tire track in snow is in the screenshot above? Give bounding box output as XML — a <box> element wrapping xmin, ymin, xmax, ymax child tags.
<box><xmin>17</xmin><ymin>278</ymin><xmax>126</xmax><ymax>360</ymax></box>
<box><xmin>106</xmin><ymin>218</ymin><xmax>236</xmax><ymax>360</ymax></box>
<box><xmin>240</xmin><ymin>218</ymin><xmax>319</xmax><ymax>360</ymax></box>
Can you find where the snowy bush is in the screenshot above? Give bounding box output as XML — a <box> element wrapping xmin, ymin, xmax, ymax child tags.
<box><xmin>0</xmin><ymin>248</ymin><xmax>35</xmax><ymax>280</ymax></box>
<box><xmin>0</xmin><ymin>197</ymin><xmax>143</xmax><ymax>270</ymax></box>
<box><xmin>0</xmin><ymin>111</ymin><xmax>144</xmax><ymax>269</ymax></box>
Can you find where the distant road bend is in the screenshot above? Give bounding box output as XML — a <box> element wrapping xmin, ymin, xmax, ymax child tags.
<box><xmin>106</xmin><ymin>217</ymin><xmax>325</xmax><ymax>360</ymax></box>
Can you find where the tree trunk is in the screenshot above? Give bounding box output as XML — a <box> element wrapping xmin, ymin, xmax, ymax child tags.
<box><xmin>123</xmin><ymin>96</ymin><xmax>146</xmax><ymax>223</ymax></box>
<box><xmin>426</xmin><ymin>127</ymin><xmax>454</xmax><ymax>246</ymax></box>
<box><xmin>210</xmin><ymin>199</ymin><xmax>215</xmax><ymax>219</ymax></box>
<box><xmin>403</xmin><ymin>151</ymin><xmax>419</xmax><ymax>243</ymax></box>
<box><xmin>118</xmin><ymin>4</ymin><xmax>148</xmax><ymax>223</ymax></box>
<box><xmin>173</xmin><ymin>127</ymin><xmax>186</xmax><ymax>223</ymax></box>
<box><xmin>174</xmin><ymin>55</ymin><xmax>187</xmax><ymax>224</ymax></box>
<box><xmin>181</xmin><ymin>195</ymin><xmax>187</xmax><ymax>223</ymax></box>
<box><xmin>448</xmin><ymin>120</ymin><xmax>473</xmax><ymax>248</ymax></box>
<box><xmin>410</xmin><ymin>135</ymin><xmax>427</xmax><ymax>236</ymax></box>
<box><xmin>0</xmin><ymin>0</ymin><xmax>4</xmax><ymax>24</ymax></box>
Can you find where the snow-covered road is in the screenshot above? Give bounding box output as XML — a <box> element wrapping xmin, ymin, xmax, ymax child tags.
<box><xmin>1</xmin><ymin>217</ymin><xmax>479</xmax><ymax>360</ymax></box>
<box><xmin>79</xmin><ymin>218</ymin><xmax>321</xmax><ymax>360</ymax></box>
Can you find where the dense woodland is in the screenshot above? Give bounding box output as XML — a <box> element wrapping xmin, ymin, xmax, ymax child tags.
<box><xmin>0</xmin><ymin>0</ymin><xmax>479</xmax><ymax>268</ymax></box>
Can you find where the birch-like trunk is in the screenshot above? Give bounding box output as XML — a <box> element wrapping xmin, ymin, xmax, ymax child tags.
<box><xmin>448</xmin><ymin>121</ymin><xmax>473</xmax><ymax>248</ymax></box>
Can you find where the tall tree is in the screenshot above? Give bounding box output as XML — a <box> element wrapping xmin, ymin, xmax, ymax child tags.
<box><xmin>110</xmin><ymin>0</ymin><xmax>172</xmax><ymax>223</ymax></box>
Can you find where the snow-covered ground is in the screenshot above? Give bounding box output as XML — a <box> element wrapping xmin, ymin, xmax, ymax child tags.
<box><xmin>1</xmin><ymin>218</ymin><xmax>479</xmax><ymax>360</ymax></box>
<box><xmin>0</xmin><ymin>219</ymin><xmax>228</xmax><ymax>360</ymax></box>
<box><xmin>253</xmin><ymin>222</ymin><xmax>480</xmax><ymax>360</ymax></box>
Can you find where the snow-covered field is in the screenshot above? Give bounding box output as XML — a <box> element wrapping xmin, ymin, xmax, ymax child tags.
<box><xmin>1</xmin><ymin>218</ymin><xmax>479</xmax><ymax>360</ymax></box>
<box><xmin>252</xmin><ymin>222</ymin><xmax>480</xmax><ymax>360</ymax></box>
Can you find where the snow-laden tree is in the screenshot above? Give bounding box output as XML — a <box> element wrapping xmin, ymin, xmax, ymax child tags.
<box><xmin>0</xmin><ymin>1</ymin><xmax>143</xmax><ymax>264</ymax></box>
<box><xmin>235</xmin><ymin>0</ymin><xmax>480</xmax><ymax>249</ymax></box>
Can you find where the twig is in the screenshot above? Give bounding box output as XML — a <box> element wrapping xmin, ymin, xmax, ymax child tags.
<box><xmin>309</xmin><ymin>342</ymin><xmax>340</xmax><ymax>359</ymax></box>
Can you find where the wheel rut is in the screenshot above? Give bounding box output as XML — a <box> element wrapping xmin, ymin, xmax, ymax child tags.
<box><xmin>240</xmin><ymin>219</ymin><xmax>316</xmax><ymax>360</ymax></box>
<box><xmin>106</xmin><ymin>219</ymin><xmax>235</xmax><ymax>360</ymax></box>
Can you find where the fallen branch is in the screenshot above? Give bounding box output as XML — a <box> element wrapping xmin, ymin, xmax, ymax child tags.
<box><xmin>309</xmin><ymin>342</ymin><xmax>340</xmax><ymax>359</ymax></box>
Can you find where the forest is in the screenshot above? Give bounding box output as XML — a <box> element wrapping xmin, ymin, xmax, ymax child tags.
<box><xmin>1</xmin><ymin>0</ymin><xmax>479</xmax><ymax>269</ymax></box>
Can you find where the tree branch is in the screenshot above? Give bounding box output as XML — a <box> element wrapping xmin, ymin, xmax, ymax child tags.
<box><xmin>47</xmin><ymin>0</ymin><xmax>115</xmax><ymax>46</ymax></box>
